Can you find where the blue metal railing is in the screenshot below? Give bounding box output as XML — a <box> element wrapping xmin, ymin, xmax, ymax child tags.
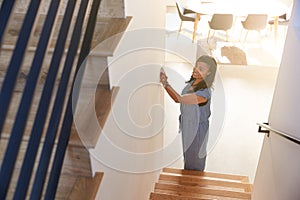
<box><xmin>0</xmin><ymin>0</ymin><xmax>102</xmax><ymax>198</ymax></box>
<box><xmin>14</xmin><ymin>0</ymin><xmax>75</xmax><ymax>198</ymax></box>
<box><xmin>30</xmin><ymin>0</ymin><xmax>90</xmax><ymax>198</ymax></box>
<box><xmin>45</xmin><ymin>0</ymin><xmax>102</xmax><ymax>197</ymax></box>
<box><xmin>0</xmin><ymin>1</ymin><xmax>43</xmax><ymax>198</ymax></box>
<box><xmin>0</xmin><ymin>0</ymin><xmax>16</xmax><ymax>46</ymax></box>
<box><xmin>0</xmin><ymin>0</ymin><xmax>41</xmax><ymax>138</ymax></box>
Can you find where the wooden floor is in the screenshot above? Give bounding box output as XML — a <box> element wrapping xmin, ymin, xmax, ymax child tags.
<box><xmin>150</xmin><ymin>168</ymin><xmax>252</xmax><ymax>200</ymax></box>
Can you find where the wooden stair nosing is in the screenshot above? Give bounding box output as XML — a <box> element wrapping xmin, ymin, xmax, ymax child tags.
<box><xmin>158</xmin><ymin>180</ymin><xmax>247</xmax><ymax>194</ymax></box>
<box><xmin>150</xmin><ymin>192</ymin><xmax>213</xmax><ymax>200</ymax></box>
<box><xmin>70</xmin><ymin>86</ymin><xmax>119</xmax><ymax>148</ymax></box>
<box><xmin>163</xmin><ymin>168</ymin><xmax>250</xmax><ymax>183</ymax></box>
<box><xmin>68</xmin><ymin>172</ymin><xmax>103</xmax><ymax>200</ymax></box>
<box><xmin>244</xmin><ymin>184</ymin><xmax>252</xmax><ymax>193</ymax></box>
<box><xmin>90</xmin><ymin>16</ymin><xmax>132</xmax><ymax>56</ymax></box>
<box><xmin>159</xmin><ymin>174</ymin><xmax>252</xmax><ymax>192</ymax></box>
<box><xmin>155</xmin><ymin>182</ymin><xmax>251</xmax><ymax>199</ymax></box>
<box><xmin>153</xmin><ymin>189</ymin><xmax>246</xmax><ymax>200</ymax></box>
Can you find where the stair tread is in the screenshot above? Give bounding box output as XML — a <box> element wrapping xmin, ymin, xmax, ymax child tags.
<box><xmin>159</xmin><ymin>173</ymin><xmax>252</xmax><ymax>192</ymax></box>
<box><xmin>90</xmin><ymin>16</ymin><xmax>132</xmax><ymax>56</ymax></box>
<box><xmin>163</xmin><ymin>168</ymin><xmax>250</xmax><ymax>183</ymax></box>
<box><xmin>150</xmin><ymin>189</ymin><xmax>247</xmax><ymax>200</ymax></box>
<box><xmin>68</xmin><ymin>172</ymin><xmax>103</xmax><ymax>200</ymax></box>
<box><xmin>158</xmin><ymin>180</ymin><xmax>246</xmax><ymax>193</ymax></box>
<box><xmin>150</xmin><ymin>192</ymin><xmax>213</xmax><ymax>200</ymax></box>
<box><xmin>159</xmin><ymin>174</ymin><xmax>251</xmax><ymax>192</ymax></box>
<box><xmin>155</xmin><ymin>182</ymin><xmax>251</xmax><ymax>199</ymax></box>
<box><xmin>69</xmin><ymin>86</ymin><xmax>119</xmax><ymax>148</ymax></box>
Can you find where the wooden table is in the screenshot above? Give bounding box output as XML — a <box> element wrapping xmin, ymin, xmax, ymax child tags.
<box><xmin>182</xmin><ymin>0</ymin><xmax>289</xmax><ymax>43</ymax></box>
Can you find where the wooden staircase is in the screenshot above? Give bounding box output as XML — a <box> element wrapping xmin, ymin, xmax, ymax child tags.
<box><xmin>150</xmin><ymin>168</ymin><xmax>252</xmax><ymax>200</ymax></box>
<box><xmin>0</xmin><ymin>2</ymin><xmax>131</xmax><ymax>198</ymax></box>
<box><xmin>0</xmin><ymin>86</ymin><xmax>117</xmax><ymax>199</ymax></box>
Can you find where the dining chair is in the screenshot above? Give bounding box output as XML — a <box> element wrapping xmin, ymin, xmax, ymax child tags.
<box><xmin>269</xmin><ymin>3</ymin><xmax>292</xmax><ymax>29</ymax></box>
<box><xmin>268</xmin><ymin>13</ymin><xmax>289</xmax><ymax>28</ymax></box>
<box><xmin>240</xmin><ymin>14</ymin><xmax>268</xmax><ymax>42</ymax></box>
<box><xmin>175</xmin><ymin>0</ymin><xmax>199</xmax><ymax>32</ymax></box>
<box><xmin>207</xmin><ymin>14</ymin><xmax>234</xmax><ymax>42</ymax></box>
<box><xmin>268</xmin><ymin>13</ymin><xmax>290</xmax><ymax>39</ymax></box>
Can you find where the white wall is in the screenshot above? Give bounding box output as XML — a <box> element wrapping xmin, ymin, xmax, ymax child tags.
<box><xmin>125</xmin><ymin>0</ymin><xmax>166</xmax><ymax>29</ymax></box>
<box><xmin>252</xmin><ymin>1</ymin><xmax>300</xmax><ymax>199</ymax></box>
<box><xmin>90</xmin><ymin>0</ymin><xmax>167</xmax><ymax>199</ymax></box>
<box><xmin>166</xmin><ymin>0</ymin><xmax>175</xmax><ymax>7</ymax></box>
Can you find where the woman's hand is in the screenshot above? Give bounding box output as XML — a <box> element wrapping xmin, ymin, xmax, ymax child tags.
<box><xmin>160</xmin><ymin>71</ymin><xmax>168</xmax><ymax>87</ymax></box>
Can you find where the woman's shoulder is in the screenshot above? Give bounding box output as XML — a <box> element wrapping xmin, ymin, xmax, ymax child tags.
<box><xmin>196</xmin><ymin>87</ymin><xmax>211</xmax><ymax>93</ymax></box>
<box><xmin>194</xmin><ymin>87</ymin><xmax>211</xmax><ymax>98</ymax></box>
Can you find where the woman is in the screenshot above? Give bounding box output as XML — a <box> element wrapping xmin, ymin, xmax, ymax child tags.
<box><xmin>160</xmin><ymin>55</ymin><xmax>217</xmax><ymax>171</ymax></box>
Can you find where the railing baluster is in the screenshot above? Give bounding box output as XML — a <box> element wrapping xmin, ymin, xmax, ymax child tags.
<box><xmin>45</xmin><ymin>1</ymin><xmax>102</xmax><ymax>198</ymax></box>
<box><xmin>0</xmin><ymin>0</ymin><xmax>42</xmax><ymax>198</ymax></box>
<box><xmin>0</xmin><ymin>0</ymin><xmax>41</xmax><ymax>136</ymax></box>
<box><xmin>26</xmin><ymin>0</ymin><xmax>76</xmax><ymax>199</ymax></box>
<box><xmin>1</xmin><ymin>0</ymin><xmax>105</xmax><ymax>198</ymax></box>
<box><xmin>0</xmin><ymin>0</ymin><xmax>16</xmax><ymax>46</ymax></box>
<box><xmin>13</xmin><ymin>0</ymin><xmax>62</xmax><ymax>199</ymax></box>
<box><xmin>30</xmin><ymin>0</ymin><xmax>90</xmax><ymax>199</ymax></box>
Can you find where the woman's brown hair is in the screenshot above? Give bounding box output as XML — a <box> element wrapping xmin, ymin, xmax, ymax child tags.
<box><xmin>186</xmin><ymin>55</ymin><xmax>217</xmax><ymax>91</ymax></box>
